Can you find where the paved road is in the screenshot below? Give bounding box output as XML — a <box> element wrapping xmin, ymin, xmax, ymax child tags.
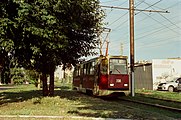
<box><xmin>0</xmin><ymin>86</ymin><xmax>14</xmax><ymax>90</ymax></box>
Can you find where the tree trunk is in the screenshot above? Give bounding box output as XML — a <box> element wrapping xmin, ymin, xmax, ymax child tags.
<box><xmin>1</xmin><ymin>69</ymin><xmax>5</xmax><ymax>84</ymax></box>
<box><xmin>37</xmin><ymin>75</ymin><xmax>41</xmax><ymax>89</ymax></box>
<box><xmin>41</xmin><ymin>73</ymin><xmax>48</xmax><ymax>96</ymax></box>
<box><xmin>49</xmin><ymin>70</ymin><xmax>54</xmax><ymax>96</ymax></box>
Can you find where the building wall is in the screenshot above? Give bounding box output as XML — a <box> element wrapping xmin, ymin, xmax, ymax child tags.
<box><xmin>134</xmin><ymin>59</ymin><xmax>181</xmax><ymax>90</ymax></box>
<box><xmin>54</xmin><ymin>65</ymin><xmax>74</xmax><ymax>83</ymax></box>
<box><xmin>54</xmin><ymin>65</ymin><xmax>64</xmax><ymax>80</ymax></box>
<box><xmin>134</xmin><ymin>64</ymin><xmax>153</xmax><ymax>90</ymax></box>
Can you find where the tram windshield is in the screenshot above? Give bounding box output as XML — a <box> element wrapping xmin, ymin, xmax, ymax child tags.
<box><xmin>109</xmin><ymin>58</ymin><xmax>128</xmax><ymax>74</ymax></box>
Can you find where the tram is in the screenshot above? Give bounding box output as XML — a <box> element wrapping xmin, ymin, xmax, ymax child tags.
<box><xmin>73</xmin><ymin>55</ymin><xmax>130</xmax><ymax>96</ymax></box>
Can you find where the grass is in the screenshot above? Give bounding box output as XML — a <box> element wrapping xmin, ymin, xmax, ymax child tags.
<box><xmin>136</xmin><ymin>89</ymin><xmax>181</xmax><ymax>102</ymax></box>
<box><xmin>0</xmin><ymin>83</ymin><xmax>181</xmax><ymax>120</ymax></box>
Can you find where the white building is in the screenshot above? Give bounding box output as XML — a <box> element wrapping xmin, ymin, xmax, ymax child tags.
<box><xmin>134</xmin><ymin>58</ymin><xmax>181</xmax><ymax>90</ymax></box>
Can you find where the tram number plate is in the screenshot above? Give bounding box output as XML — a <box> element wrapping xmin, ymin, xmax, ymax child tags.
<box><xmin>116</xmin><ymin>79</ymin><xmax>122</xmax><ymax>83</ymax></box>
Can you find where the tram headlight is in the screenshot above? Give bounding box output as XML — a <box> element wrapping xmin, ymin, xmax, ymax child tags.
<box><xmin>110</xmin><ymin>84</ymin><xmax>114</xmax><ymax>86</ymax></box>
<box><xmin>124</xmin><ymin>84</ymin><xmax>128</xmax><ymax>87</ymax></box>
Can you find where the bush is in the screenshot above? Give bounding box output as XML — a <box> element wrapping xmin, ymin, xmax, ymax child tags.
<box><xmin>11</xmin><ymin>68</ymin><xmax>39</xmax><ymax>85</ymax></box>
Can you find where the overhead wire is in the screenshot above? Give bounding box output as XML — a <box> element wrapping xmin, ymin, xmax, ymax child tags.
<box><xmin>110</xmin><ymin>0</ymin><xmax>145</xmax><ymax>30</ymax></box>
<box><xmin>111</xmin><ymin>0</ymin><xmax>163</xmax><ymax>31</ymax></box>
<box><xmin>109</xmin><ymin>0</ymin><xmax>165</xmax><ymax>44</ymax></box>
<box><xmin>100</xmin><ymin>0</ymin><xmax>181</xmax><ymax>56</ymax></box>
<box><xmin>142</xmin><ymin>1</ymin><xmax>181</xmax><ymax>29</ymax></box>
<box><xmin>136</xmin><ymin>36</ymin><xmax>180</xmax><ymax>49</ymax></box>
<box><xmin>118</xmin><ymin>1</ymin><xmax>180</xmax><ymax>37</ymax></box>
<box><xmin>120</xmin><ymin>3</ymin><xmax>181</xmax><ymax>44</ymax></box>
<box><xmin>102</xmin><ymin>0</ymin><xmax>128</xmax><ymax>17</ymax></box>
<box><xmin>135</xmin><ymin>17</ymin><xmax>181</xmax><ymax>39</ymax></box>
<box><xmin>101</xmin><ymin>0</ymin><xmax>121</xmax><ymax>4</ymax></box>
<box><xmin>110</xmin><ymin>17</ymin><xmax>181</xmax><ymax>49</ymax></box>
<box><xmin>135</xmin><ymin>0</ymin><xmax>163</xmax><ymax>15</ymax></box>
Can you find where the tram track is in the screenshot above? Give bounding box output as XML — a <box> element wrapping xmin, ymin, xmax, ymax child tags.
<box><xmin>118</xmin><ymin>97</ymin><xmax>181</xmax><ymax>113</ymax></box>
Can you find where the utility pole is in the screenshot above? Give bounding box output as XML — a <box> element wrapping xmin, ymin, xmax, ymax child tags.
<box><xmin>129</xmin><ymin>0</ymin><xmax>135</xmax><ymax>97</ymax></box>
<box><xmin>101</xmin><ymin>2</ymin><xmax>169</xmax><ymax>97</ymax></box>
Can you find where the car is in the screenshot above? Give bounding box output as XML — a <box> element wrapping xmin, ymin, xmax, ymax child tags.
<box><xmin>157</xmin><ymin>77</ymin><xmax>181</xmax><ymax>92</ymax></box>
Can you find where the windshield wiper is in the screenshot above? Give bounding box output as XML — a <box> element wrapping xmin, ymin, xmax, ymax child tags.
<box><xmin>116</xmin><ymin>69</ymin><xmax>121</xmax><ymax>74</ymax></box>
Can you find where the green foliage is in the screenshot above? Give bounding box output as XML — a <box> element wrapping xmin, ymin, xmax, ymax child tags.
<box><xmin>25</xmin><ymin>69</ymin><xmax>39</xmax><ymax>84</ymax></box>
<box><xmin>0</xmin><ymin>0</ymin><xmax>104</xmax><ymax>95</ymax></box>
<box><xmin>1</xmin><ymin>0</ymin><xmax>104</xmax><ymax>71</ymax></box>
<box><xmin>13</xmin><ymin>0</ymin><xmax>104</xmax><ymax>72</ymax></box>
<box><xmin>10</xmin><ymin>68</ymin><xmax>39</xmax><ymax>85</ymax></box>
<box><xmin>10</xmin><ymin>68</ymin><xmax>25</xmax><ymax>84</ymax></box>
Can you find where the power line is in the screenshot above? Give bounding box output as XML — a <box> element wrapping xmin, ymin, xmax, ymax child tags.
<box><xmin>107</xmin><ymin>12</ymin><xmax>128</xmax><ymax>27</ymax></box>
<box><xmin>113</xmin><ymin>2</ymin><xmax>180</xmax><ymax>40</ymax></box>
<box><xmin>118</xmin><ymin>14</ymin><xmax>179</xmax><ymax>41</ymax></box>
<box><xmin>110</xmin><ymin>18</ymin><xmax>181</xmax><ymax>48</ymax></box>
<box><xmin>137</xmin><ymin>0</ymin><xmax>165</xmax><ymax>10</ymax></box>
<box><xmin>101</xmin><ymin>0</ymin><xmax>121</xmax><ymax>4</ymax></box>
<box><xmin>164</xmin><ymin>2</ymin><xmax>180</xmax><ymax>10</ymax></box>
<box><xmin>136</xmin><ymin>36</ymin><xmax>180</xmax><ymax>49</ymax></box>
<box><xmin>101</xmin><ymin>5</ymin><xmax>169</xmax><ymax>13</ymax></box>
<box><xmin>102</xmin><ymin>0</ymin><xmax>128</xmax><ymax>16</ymax></box>
<box><xmin>135</xmin><ymin>0</ymin><xmax>163</xmax><ymax>15</ymax></box>
<box><xmin>108</xmin><ymin>1</ymin><xmax>144</xmax><ymax>30</ymax></box>
<box><xmin>105</xmin><ymin>0</ymin><xmax>168</xmax><ymax>31</ymax></box>
<box><xmin>122</xmin><ymin>36</ymin><xmax>180</xmax><ymax>52</ymax></box>
<box><xmin>142</xmin><ymin>12</ymin><xmax>181</xmax><ymax>35</ymax></box>
<box><xmin>135</xmin><ymin>17</ymin><xmax>181</xmax><ymax>37</ymax></box>
<box><xmin>142</xmin><ymin>1</ymin><xmax>181</xmax><ymax>29</ymax></box>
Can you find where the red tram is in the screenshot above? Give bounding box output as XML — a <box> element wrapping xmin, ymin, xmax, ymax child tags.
<box><xmin>73</xmin><ymin>55</ymin><xmax>130</xmax><ymax>96</ymax></box>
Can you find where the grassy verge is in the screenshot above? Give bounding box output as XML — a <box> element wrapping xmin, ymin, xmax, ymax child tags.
<box><xmin>120</xmin><ymin>89</ymin><xmax>181</xmax><ymax>109</ymax></box>
<box><xmin>136</xmin><ymin>89</ymin><xmax>181</xmax><ymax>102</ymax></box>
<box><xmin>0</xmin><ymin>84</ymin><xmax>181</xmax><ymax>120</ymax></box>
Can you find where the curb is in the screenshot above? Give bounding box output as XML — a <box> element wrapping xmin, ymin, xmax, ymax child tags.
<box><xmin>0</xmin><ymin>115</ymin><xmax>128</xmax><ymax>120</ymax></box>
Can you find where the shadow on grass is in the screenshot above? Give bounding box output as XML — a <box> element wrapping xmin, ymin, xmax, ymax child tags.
<box><xmin>0</xmin><ymin>90</ymin><xmax>42</xmax><ymax>105</ymax></box>
<box><xmin>0</xmin><ymin>85</ymin><xmax>178</xmax><ymax>119</ymax></box>
<box><xmin>0</xmin><ymin>85</ymin><xmax>128</xmax><ymax>119</ymax></box>
<box><xmin>53</xmin><ymin>90</ymin><xmax>131</xmax><ymax>119</ymax></box>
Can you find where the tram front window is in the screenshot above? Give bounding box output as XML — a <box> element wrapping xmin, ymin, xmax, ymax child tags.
<box><xmin>109</xmin><ymin>58</ymin><xmax>128</xmax><ymax>74</ymax></box>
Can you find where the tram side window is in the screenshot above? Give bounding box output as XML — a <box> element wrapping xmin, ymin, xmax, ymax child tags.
<box><xmin>90</xmin><ymin>62</ymin><xmax>95</xmax><ymax>75</ymax></box>
<box><xmin>86</xmin><ymin>63</ymin><xmax>90</xmax><ymax>75</ymax></box>
<box><xmin>78</xmin><ymin>67</ymin><xmax>80</xmax><ymax>76</ymax></box>
<box><xmin>83</xmin><ymin>62</ymin><xmax>95</xmax><ymax>75</ymax></box>
<box><xmin>83</xmin><ymin>64</ymin><xmax>86</xmax><ymax>75</ymax></box>
<box><xmin>74</xmin><ymin>67</ymin><xmax>80</xmax><ymax>77</ymax></box>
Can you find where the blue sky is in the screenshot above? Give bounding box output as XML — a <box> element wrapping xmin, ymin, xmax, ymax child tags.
<box><xmin>95</xmin><ymin>0</ymin><xmax>181</xmax><ymax>61</ymax></box>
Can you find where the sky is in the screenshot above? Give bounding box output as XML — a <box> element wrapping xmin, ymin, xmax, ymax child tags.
<box><xmin>92</xmin><ymin>0</ymin><xmax>181</xmax><ymax>62</ymax></box>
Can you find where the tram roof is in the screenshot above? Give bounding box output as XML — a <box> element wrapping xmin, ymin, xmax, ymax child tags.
<box><xmin>79</xmin><ymin>55</ymin><xmax>128</xmax><ymax>64</ymax></box>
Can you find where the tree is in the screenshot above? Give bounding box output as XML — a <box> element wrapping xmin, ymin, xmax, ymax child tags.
<box><xmin>0</xmin><ymin>0</ymin><xmax>104</xmax><ymax>96</ymax></box>
<box><xmin>0</xmin><ymin>0</ymin><xmax>19</xmax><ymax>84</ymax></box>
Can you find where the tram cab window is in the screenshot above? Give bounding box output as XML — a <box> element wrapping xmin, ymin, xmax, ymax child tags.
<box><xmin>109</xmin><ymin>59</ymin><xmax>128</xmax><ymax>74</ymax></box>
